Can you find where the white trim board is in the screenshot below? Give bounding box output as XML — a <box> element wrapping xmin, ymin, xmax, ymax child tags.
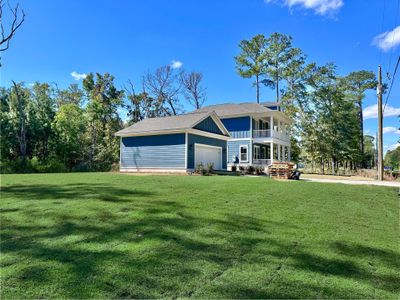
<box><xmin>184</xmin><ymin>132</ymin><xmax>188</xmax><ymax>169</ymax></box>
<box><xmin>116</xmin><ymin>128</ymin><xmax>230</xmax><ymax>141</ymax></box>
<box><xmin>187</xmin><ymin>129</ymin><xmax>231</xmax><ymax>141</ymax></box>
<box><xmin>120</xmin><ymin>168</ymin><xmax>187</xmax><ymax>173</ymax></box>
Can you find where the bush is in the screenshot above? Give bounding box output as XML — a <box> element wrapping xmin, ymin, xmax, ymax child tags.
<box><xmin>231</xmin><ymin>165</ymin><xmax>237</xmax><ymax>172</ymax></box>
<box><xmin>246</xmin><ymin>165</ymin><xmax>255</xmax><ymax>174</ymax></box>
<box><xmin>110</xmin><ymin>162</ymin><xmax>120</xmax><ymax>172</ymax></box>
<box><xmin>195</xmin><ymin>163</ymin><xmax>214</xmax><ymax>175</ymax></box>
<box><xmin>0</xmin><ymin>157</ymin><xmax>67</xmax><ymax>174</ymax></box>
<box><xmin>71</xmin><ymin>163</ymin><xmax>90</xmax><ymax>172</ymax></box>
<box><xmin>195</xmin><ymin>163</ymin><xmax>206</xmax><ymax>175</ymax></box>
<box><xmin>32</xmin><ymin>157</ymin><xmax>67</xmax><ymax>173</ymax></box>
<box><xmin>255</xmin><ymin>166</ymin><xmax>265</xmax><ymax>175</ymax></box>
<box><xmin>1</xmin><ymin>158</ymin><xmax>35</xmax><ymax>173</ymax></box>
<box><xmin>207</xmin><ymin>163</ymin><xmax>214</xmax><ymax>174</ymax></box>
<box><xmin>239</xmin><ymin>166</ymin><xmax>245</xmax><ymax>172</ymax></box>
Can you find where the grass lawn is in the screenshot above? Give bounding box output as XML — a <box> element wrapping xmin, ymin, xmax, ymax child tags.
<box><xmin>0</xmin><ymin>173</ymin><xmax>399</xmax><ymax>299</ymax></box>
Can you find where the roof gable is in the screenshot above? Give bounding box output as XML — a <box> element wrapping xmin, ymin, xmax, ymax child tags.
<box><xmin>115</xmin><ymin>111</ymin><xmax>230</xmax><ymax>137</ymax></box>
<box><xmin>193</xmin><ymin>116</ymin><xmax>224</xmax><ymax>135</ymax></box>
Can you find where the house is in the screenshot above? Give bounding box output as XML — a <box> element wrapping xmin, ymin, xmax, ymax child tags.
<box><xmin>116</xmin><ymin>102</ymin><xmax>291</xmax><ymax>172</ymax></box>
<box><xmin>194</xmin><ymin>102</ymin><xmax>291</xmax><ymax>170</ymax></box>
<box><xmin>115</xmin><ymin>111</ymin><xmax>230</xmax><ymax>172</ymax></box>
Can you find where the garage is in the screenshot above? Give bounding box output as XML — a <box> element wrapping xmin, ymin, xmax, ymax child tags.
<box><xmin>194</xmin><ymin>143</ymin><xmax>222</xmax><ymax>170</ymax></box>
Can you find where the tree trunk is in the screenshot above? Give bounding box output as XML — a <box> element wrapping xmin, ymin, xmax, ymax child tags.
<box><xmin>358</xmin><ymin>99</ymin><xmax>364</xmax><ymax>168</ymax></box>
<box><xmin>256</xmin><ymin>75</ymin><xmax>260</xmax><ymax>104</ymax></box>
<box><xmin>12</xmin><ymin>81</ymin><xmax>27</xmax><ymax>166</ymax></box>
<box><xmin>168</xmin><ymin>99</ymin><xmax>177</xmax><ymax>115</ymax></box>
<box><xmin>275</xmin><ymin>62</ymin><xmax>279</xmax><ymax>103</ymax></box>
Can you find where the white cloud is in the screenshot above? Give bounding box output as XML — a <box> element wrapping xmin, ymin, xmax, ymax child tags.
<box><xmin>171</xmin><ymin>60</ymin><xmax>183</xmax><ymax>69</ymax></box>
<box><xmin>363</xmin><ymin>104</ymin><xmax>400</xmax><ymax>120</ymax></box>
<box><xmin>383</xmin><ymin>126</ymin><xmax>400</xmax><ymax>135</ymax></box>
<box><xmin>265</xmin><ymin>0</ymin><xmax>343</xmax><ymax>16</ymax></box>
<box><xmin>373</xmin><ymin>26</ymin><xmax>400</xmax><ymax>52</ymax></box>
<box><xmin>384</xmin><ymin>142</ymin><xmax>400</xmax><ymax>152</ymax></box>
<box><xmin>70</xmin><ymin>71</ymin><xmax>87</xmax><ymax>81</ymax></box>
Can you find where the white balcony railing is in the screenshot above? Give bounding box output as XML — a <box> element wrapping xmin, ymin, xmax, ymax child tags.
<box><xmin>252</xmin><ymin>129</ymin><xmax>290</xmax><ymax>142</ymax></box>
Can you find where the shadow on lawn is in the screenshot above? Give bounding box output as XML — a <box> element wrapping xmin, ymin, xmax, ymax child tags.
<box><xmin>1</xmin><ymin>183</ymin><xmax>399</xmax><ymax>298</ymax></box>
<box><xmin>1</xmin><ymin>183</ymin><xmax>154</xmax><ymax>202</ymax></box>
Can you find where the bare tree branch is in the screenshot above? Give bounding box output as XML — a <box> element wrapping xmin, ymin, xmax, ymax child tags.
<box><xmin>143</xmin><ymin>65</ymin><xmax>181</xmax><ymax>116</ymax></box>
<box><xmin>0</xmin><ymin>0</ymin><xmax>25</xmax><ymax>52</ymax></box>
<box><xmin>180</xmin><ymin>71</ymin><xmax>206</xmax><ymax>109</ymax></box>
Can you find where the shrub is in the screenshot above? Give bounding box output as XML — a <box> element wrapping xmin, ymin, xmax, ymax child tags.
<box><xmin>110</xmin><ymin>162</ymin><xmax>120</xmax><ymax>172</ymax></box>
<box><xmin>0</xmin><ymin>157</ymin><xmax>67</xmax><ymax>174</ymax></box>
<box><xmin>195</xmin><ymin>163</ymin><xmax>214</xmax><ymax>175</ymax></box>
<box><xmin>255</xmin><ymin>166</ymin><xmax>265</xmax><ymax>175</ymax></box>
<box><xmin>239</xmin><ymin>166</ymin><xmax>245</xmax><ymax>172</ymax></box>
<box><xmin>33</xmin><ymin>158</ymin><xmax>67</xmax><ymax>173</ymax></box>
<box><xmin>231</xmin><ymin>165</ymin><xmax>237</xmax><ymax>172</ymax></box>
<box><xmin>195</xmin><ymin>163</ymin><xmax>206</xmax><ymax>175</ymax></box>
<box><xmin>207</xmin><ymin>163</ymin><xmax>214</xmax><ymax>174</ymax></box>
<box><xmin>246</xmin><ymin>165</ymin><xmax>255</xmax><ymax>174</ymax></box>
<box><xmin>71</xmin><ymin>163</ymin><xmax>90</xmax><ymax>172</ymax></box>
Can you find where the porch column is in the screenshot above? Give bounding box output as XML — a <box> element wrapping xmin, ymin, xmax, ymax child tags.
<box><xmin>270</xmin><ymin>115</ymin><xmax>273</xmax><ymax>134</ymax></box>
<box><xmin>270</xmin><ymin>142</ymin><xmax>274</xmax><ymax>163</ymax></box>
<box><xmin>282</xmin><ymin>146</ymin><xmax>286</xmax><ymax>162</ymax></box>
<box><xmin>288</xmin><ymin>147</ymin><xmax>291</xmax><ymax>162</ymax></box>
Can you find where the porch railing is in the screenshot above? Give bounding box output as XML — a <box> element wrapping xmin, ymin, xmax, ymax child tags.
<box><xmin>252</xmin><ymin>129</ymin><xmax>290</xmax><ymax>142</ymax></box>
<box><xmin>252</xmin><ymin>129</ymin><xmax>271</xmax><ymax>138</ymax></box>
<box><xmin>252</xmin><ymin>159</ymin><xmax>272</xmax><ymax>166</ymax></box>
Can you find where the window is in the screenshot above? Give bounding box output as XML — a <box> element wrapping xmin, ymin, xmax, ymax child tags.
<box><xmin>273</xmin><ymin>144</ymin><xmax>278</xmax><ymax>160</ymax></box>
<box><xmin>262</xmin><ymin>146</ymin><xmax>267</xmax><ymax>159</ymax></box>
<box><xmin>254</xmin><ymin>145</ymin><xmax>260</xmax><ymax>159</ymax></box>
<box><xmin>239</xmin><ymin>145</ymin><xmax>248</xmax><ymax>162</ymax></box>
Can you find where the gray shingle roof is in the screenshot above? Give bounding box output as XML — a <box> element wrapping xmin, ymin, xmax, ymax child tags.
<box><xmin>193</xmin><ymin>102</ymin><xmax>271</xmax><ymax>117</ymax></box>
<box><xmin>115</xmin><ymin>111</ymin><xmax>214</xmax><ymax>136</ymax></box>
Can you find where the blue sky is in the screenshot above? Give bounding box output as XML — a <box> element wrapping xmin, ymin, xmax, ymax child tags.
<box><xmin>1</xmin><ymin>0</ymin><xmax>399</xmax><ymax>151</ymax></box>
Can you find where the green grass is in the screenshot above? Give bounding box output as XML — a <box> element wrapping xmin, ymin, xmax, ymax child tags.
<box><xmin>0</xmin><ymin>173</ymin><xmax>399</xmax><ymax>299</ymax></box>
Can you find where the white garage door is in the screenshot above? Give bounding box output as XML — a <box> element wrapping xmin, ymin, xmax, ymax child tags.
<box><xmin>195</xmin><ymin>144</ymin><xmax>222</xmax><ymax>170</ymax></box>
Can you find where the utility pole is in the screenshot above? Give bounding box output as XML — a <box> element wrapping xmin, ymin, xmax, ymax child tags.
<box><xmin>377</xmin><ymin>65</ymin><xmax>384</xmax><ymax>181</ymax></box>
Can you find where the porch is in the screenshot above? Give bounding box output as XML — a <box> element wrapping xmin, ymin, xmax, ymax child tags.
<box><xmin>252</xmin><ymin>142</ymin><xmax>291</xmax><ymax>166</ymax></box>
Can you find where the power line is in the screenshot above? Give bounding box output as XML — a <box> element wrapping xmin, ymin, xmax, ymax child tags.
<box><xmin>383</xmin><ymin>55</ymin><xmax>400</xmax><ymax>112</ymax></box>
<box><xmin>387</xmin><ymin>0</ymin><xmax>400</xmax><ymax>75</ymax></box>
<box><xmin>379</xmin><ymin>0</ymin><xmax>387</xmax><ymax>72</ymax></box>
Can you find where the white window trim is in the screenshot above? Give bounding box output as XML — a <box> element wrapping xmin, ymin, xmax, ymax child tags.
<box><xmin>239</xmin><ymin>144</ymin><xmax>249</xmax><ymax>163</ymax></box>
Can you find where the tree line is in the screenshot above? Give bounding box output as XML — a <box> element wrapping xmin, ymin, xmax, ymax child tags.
<box><xmin>1</xmin><ymin>31</ymin><xmax>384</xmax><ymax>174</ymax></box>
<box><xmin>235</xmin><ymin>33</ymin><xmax>378</xmax><ymax>174</ymax></box>
<box><xmin>0</xmin><ymin>68</ymin><xmax>206</xmax><ymax>173</ymax></box>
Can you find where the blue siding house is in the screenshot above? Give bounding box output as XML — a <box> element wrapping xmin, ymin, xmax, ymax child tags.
<box><xmin>194</xmin><ymin>102</ymin><xmax>292</xmax><ymax>170</ymax></box>
<box><xmin>115</xmin><ymin>111</ymin><xmax>230</xmax><ymax>172</ymax></box>
<box><xmin>116</xmin><ymin>102</ymin><xmax>292</xmax><ymax>172</ymax></box>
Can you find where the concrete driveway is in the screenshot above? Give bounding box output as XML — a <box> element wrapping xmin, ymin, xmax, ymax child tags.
<box><xmin>301</xmin><ymin>177</ymin><xmax>400</xmax><ymax>188</ymax></box>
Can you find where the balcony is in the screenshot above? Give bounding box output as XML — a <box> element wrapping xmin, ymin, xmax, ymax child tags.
<box><xmin>252</xmin><ymin>129</ymin><xmax>290</xmax><ymax>142</ymax></box>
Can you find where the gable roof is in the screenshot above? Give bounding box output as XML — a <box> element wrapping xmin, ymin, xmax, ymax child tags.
<box><xmin>115</xmin><ymin>111</ymin><xmax>230</xmax><ymax>137</ymax></box>
<box><xmin>194</xmin><ymin>102</ymin><xmax>272</xmax><ymax>117</ymax></box>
